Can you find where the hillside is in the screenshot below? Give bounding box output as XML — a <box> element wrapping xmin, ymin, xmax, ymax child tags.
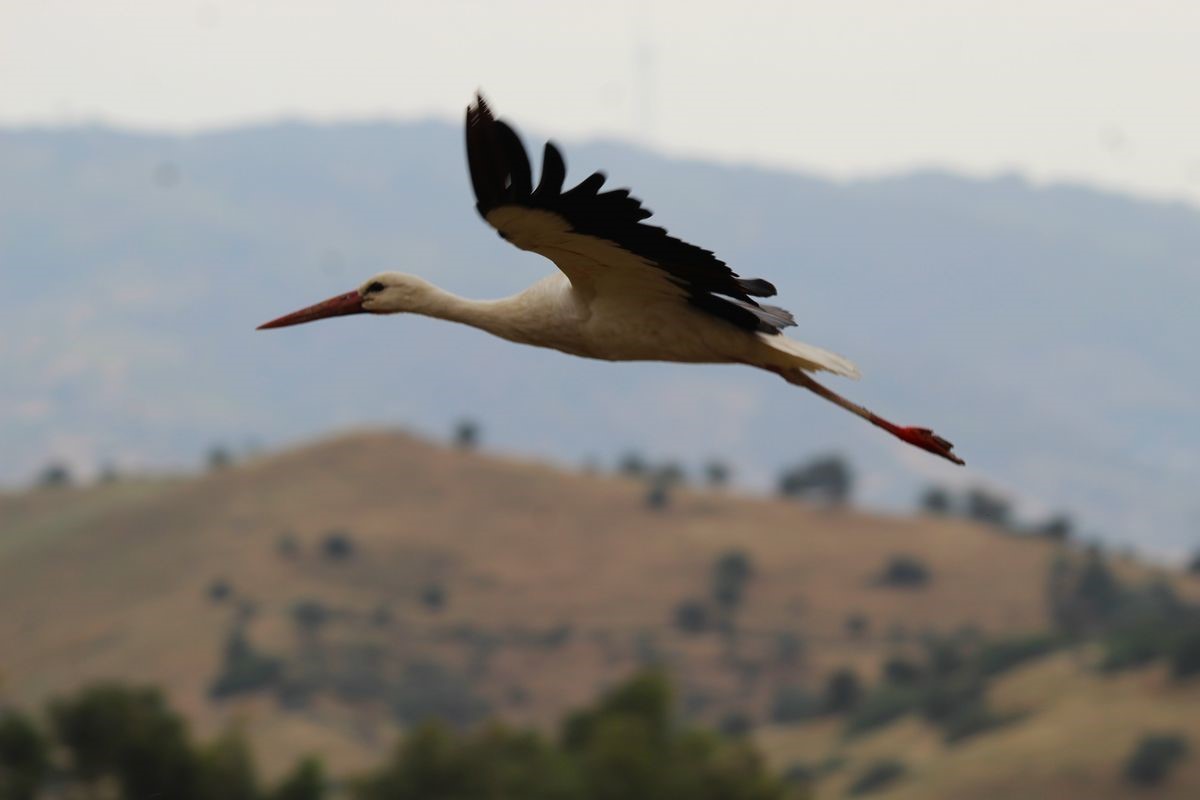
<box><xmin>2</xmin><ymin>122</ymin><xmax>1199</xmax><ymax>555</ymax></box>
<box><xmin>1</xmin><ymin>430</ymin><xmax>1198</xmax><ymax>795</ymax></box>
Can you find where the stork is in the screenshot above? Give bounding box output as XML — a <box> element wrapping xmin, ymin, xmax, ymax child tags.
<box><xmin>259</xmin><ymin>94</ymin><xmax>963</xmax><ymax>465</ymax></box>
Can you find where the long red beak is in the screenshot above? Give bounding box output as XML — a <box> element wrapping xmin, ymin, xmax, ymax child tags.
<box><xmin>257</xmin><ymin>290</ymin><xmax>366</xmax><ymax>330</ymax></box>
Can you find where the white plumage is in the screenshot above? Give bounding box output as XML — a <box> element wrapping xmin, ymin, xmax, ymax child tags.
<box><xmin>259</xmin><ymin>94</ymin><xmax>962</xmax><ymax>465</ymax></box>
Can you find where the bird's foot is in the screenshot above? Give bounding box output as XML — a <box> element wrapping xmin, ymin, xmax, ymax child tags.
<box><xmin>892</xmin><ymin>426</ymin><xmax>965</xmax><ymax>466</ymax></box>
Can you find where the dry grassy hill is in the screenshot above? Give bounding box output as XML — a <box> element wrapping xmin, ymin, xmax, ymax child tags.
<box><xmin>1</xmin><ymin>430</ymin><xmax>1197</xmax><ymax>795</ymax></box>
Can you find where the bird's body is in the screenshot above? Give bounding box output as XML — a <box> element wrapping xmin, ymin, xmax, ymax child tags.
<box><xmin>260</xmin><ymin>94</ymin><xmax>963</xmax><ymax>465</ymax></box>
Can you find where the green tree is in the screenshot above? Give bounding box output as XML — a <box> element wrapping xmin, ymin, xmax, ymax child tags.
<box><xmin>49</xmin><ymin>683</ymin><xmax>200</xmax><ymax>799</ymax></box>
<box><xmin>269</xmin><ymin>757</ymin><xmax>326</xmax><ymax>800</ymax></box>
<box><xmin>197</xmin><ymin>729</ymin><xmax>259</xmax><ymax>800</ymax></box>
<box><xmin>0</xmin><ymin>710</ymin><xmax>49</xmax><ymax>800</ymax></box>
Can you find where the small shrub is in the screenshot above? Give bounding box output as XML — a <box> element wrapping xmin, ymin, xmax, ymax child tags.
<box><xmin>774</xmin><ymin>632</ymin><xmax>804</xmax><ymax>667</ymax></box>
<box><xmin>875</xmin><ymin>555</ymin><xmax>931</xmax><ymax>588</ymax></box>
<box><xmin>1100</xmin><ymin>624</ymin><xmax>1175</xmax><ymax>673</ymax></box>
<box><xmin>848</xmin><ymin>759</ymin><xmax>906</xmax><ymax>796</ymax></box>
<box><xmin>919</xmin><ymin>677</ymin><xmax>984</xmax><ymax>724</ymax></box>
<box><xmin>320</xmin><ymin>531</ymin><xmax>355</xmax><ymax>561</ymax></box>
<box><xmin>977</xmin><ymin>634</ymin><xmax>1061</xmax><ymax>678</ymax></box>
<box><xmin>718</xmin><ymin>712</ymin><xmax>751</xmax><ymax>738</ymax></box>
<box><xmin>390</xmin><ymin>661</ymin><xmax>490</xmax><ymax>728</ymax></box>
<box><xmin>673</xmin><ymin>599</ymin><xmax>711</xmax><ymax>635</ymax></box>
<box><xmin>209</xmin><ymin>628</ymin><xmax>283</xmax><ymax>699</ymax></box>
<box><xmin>1124</xmin><ymin>733</ymin><xmax>1189</xmax><ymax>786</ymax></box>
<box><xmin>276</xmin><ymin>533</ymin><xmax>300</xmax><ymax>559</ymax></box>
<box><xmin>712</xmin><ymin>550</ymin><xmax>754</xmax><ymax>611</ymax></box>
<box><xmin>290</xmin><ymin>600</ymin><xmax>330</xmax><ymax>635</ymax></box>
<box><xmin>207</xmin><ymin>579</ymin><xmax>232</xmax><ymax>603</ymax></box>
<box><xmin>845</xmin><ymin>613</ymin><xmax>869</xmax><ymax>638</ymax></box>
<box><xmin>821</xmin><ymin>668</ymin><xmax>862</xmax><ymax>714</ymax></box>
<box><xmin>845</xmin><ymin>687</ymin><xmax>919</xmax><ymax>737</ymax></box>
<box><xmin>882</xmin><ymin>657</ymin><xmax>922</xmax><ymax>686</ymax></box>
<box><xmin>421</xmin><ymin>583</ymin><xmax>447</xmax><ymax>612</ymax></box>
<box><xmin>770</xmin><ymin>685</ymin><xmax>819</xmax><ymax>724</ymax></box>
<box><xmin>941</xmin><ymin>704</ymin><xmax>1017</xmax><ymax>745</ymax></box>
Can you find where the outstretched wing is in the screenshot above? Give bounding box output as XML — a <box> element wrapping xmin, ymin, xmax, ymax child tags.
<box><xmin>465</xmin><ymin>94</ymin><xmax>795</xmax><ymax>335</ymax></box>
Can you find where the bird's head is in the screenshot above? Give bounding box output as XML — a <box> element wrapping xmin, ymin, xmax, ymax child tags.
<box><xmin>257</xmin><ymin>272</ymin><xmax>432</xmax><ymax>329</ymax></box>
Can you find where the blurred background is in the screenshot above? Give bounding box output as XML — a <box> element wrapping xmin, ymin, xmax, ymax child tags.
<box><xmin>2</xmin><ymin>2</ymin><xmax>1199</xmax><ymax>798</ymax></box>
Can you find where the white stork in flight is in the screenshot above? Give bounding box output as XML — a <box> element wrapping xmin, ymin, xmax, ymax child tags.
<box><xmin>259</xmin><ymin>94</ymin><xmax>963</xmax><ymax>465</ymax></box>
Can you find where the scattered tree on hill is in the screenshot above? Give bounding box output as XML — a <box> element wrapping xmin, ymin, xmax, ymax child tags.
<box><xmin>207</xmin><ymin>445</ymin><xmax>233</xmax><ymax>471</ymax></box>
<box><xmin>1034</xmin><ymin>513</ymin><xmax>1073</xmax><ymax>542</ymax></box>
<box><xmin>874</xmin><ymin>555</ymin><xmax>931</xmax><ymax>588</ymax></box>
<box><xmin>453</xmin><ymin>419</ymin><xmax>480</xmax><ymax>450</ymax></box>
<box><xmin>703</xmin><ymin>460</ymin><xmax>731</xmax><ymax>488</ymax></box>
<box><xmin>711</xmin><ymin>550</ymin><xmax>755</xmax><ymax>613</ymax></box>
<box><xmin>1124</xmin><ymin>733</ymin><xmax>1189</xmax><ymax>786</ymax></box>
<box><xmin>918</xmin><ymin>486</ymin><xmax>951</xmax><ymax>515</ymax></box>
<box><xmin>1188</xmin><ymin>549</ymin><xmax>1200</xmax><ymax>576</ymax></box>
<box><xmin>617</xmin><ymin>451</ymin><xmax>649</xmax><ymax>477</ymax></box>
<box><xmin>645</xmin><ymin>477</ymin><xmax>671</xmax><ymax>511</ymax></box>
<box><xmin>777</xmin><ymin>454</ymin><xmax>853</xmax><ymax>505</ymax></box>
<box><xmin>35</xmin><ymin>462</ymin><xmax>72</xmax><ymax>489</ymax></box>
<box><xmin>964</xmin><ymin>486</ymin><xmax>1011</xmax><ymax>528</ymax></box>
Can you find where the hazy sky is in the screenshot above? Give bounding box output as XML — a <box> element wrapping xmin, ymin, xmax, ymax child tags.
<box><xmin>5</xmin><ymin>1</ymin><xmax>1200</xmax><ymax>204</ymax></box>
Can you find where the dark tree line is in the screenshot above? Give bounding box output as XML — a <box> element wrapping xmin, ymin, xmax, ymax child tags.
<box><xmin>0</xmin><ymin>673</ymin><xmax>787</xmax><ymax>800</ymax></box>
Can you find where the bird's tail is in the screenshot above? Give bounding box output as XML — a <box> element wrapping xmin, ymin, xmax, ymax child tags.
<box><xmin>758</xmin><ymin>333</ymin><xmax>861</xmax><ymax>379</ymax></box>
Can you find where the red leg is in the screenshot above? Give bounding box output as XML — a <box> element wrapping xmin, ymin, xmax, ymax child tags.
<box><xmin>782</xmin><ymin>369</ymin><xmax>964</xmax><ymax>466</ymax></box>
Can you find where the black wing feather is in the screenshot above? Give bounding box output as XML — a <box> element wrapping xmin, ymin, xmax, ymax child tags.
<box><xmin>466</xmin><ymin>94</ymin><xmax>791</xmax><ymax>334</ymax></box>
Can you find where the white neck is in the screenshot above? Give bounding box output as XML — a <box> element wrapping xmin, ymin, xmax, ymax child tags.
<box><xmin>409</xmin><ymin>283</ymin><xmax>527</xmax><ymax>342</ymax></box>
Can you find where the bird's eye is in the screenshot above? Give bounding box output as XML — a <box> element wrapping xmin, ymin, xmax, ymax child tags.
<box><xmin>365</xmin><ymin>281</ymin><xmax>385</xmax><ymax>294</ymax></box>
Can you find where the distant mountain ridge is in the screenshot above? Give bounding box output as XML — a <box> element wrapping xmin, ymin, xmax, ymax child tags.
<box><xmin>1</xmin><ymin>120</ymin><xmax>1197</xmax><ymax>554</ymax></box>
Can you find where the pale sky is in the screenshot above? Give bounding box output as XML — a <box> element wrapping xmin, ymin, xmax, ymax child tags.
<box><xmin>4</xmin><ymin>0</ymin><xmax>1200</xmax><ymax>204</ymax></box>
